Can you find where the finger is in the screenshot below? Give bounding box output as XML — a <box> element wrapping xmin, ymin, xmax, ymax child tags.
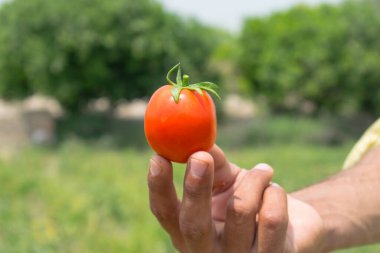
<box><xmin>179</xmin><ymin>152</ymin><xmax>216</xmax><ymax>253</ymax></box>
<box><xmin>209</xmin><ymin>145</ymin><xmax>240</xmax><ymax>193</ymax></box>
<box><xmin>223</xmin><ymin>164</ymin><xmax>274</xmax><ymax>253</ymax></box>
<box><xmin>255</xmin><ymin>183</ymin><xmax>288</xmax><ymax>253</ymax></box>
<box><xmin>147</xmin><ymin>155</ymin><xmax>185</xmax><ymax>251</ymax></box>
<box><xmin>210</xmin><ymin>145</ymin><xmax>242</xmax><ymax>221</ymax></box>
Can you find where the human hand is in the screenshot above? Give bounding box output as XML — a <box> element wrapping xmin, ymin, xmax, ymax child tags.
<box><xmin>147</xmin><ymin>145</ymin><xmax>325</xmax><ymax>253</ymax></box>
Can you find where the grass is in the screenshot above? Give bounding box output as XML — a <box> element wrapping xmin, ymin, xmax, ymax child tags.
<box><xmin>0</xmin><ymin>116</ymin><xmax>379</xmax><ymax>252</ymax></box>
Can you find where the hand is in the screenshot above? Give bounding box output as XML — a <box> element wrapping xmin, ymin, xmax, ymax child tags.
<box><xmin>284</xmin><ymin>196</ymin><xmax>325</xmax><ymax>253</ymax></box>
<box><xmin>147</xmin><ymin>145</ymin><xmax>326</xmax><ymax>253</ymax></box>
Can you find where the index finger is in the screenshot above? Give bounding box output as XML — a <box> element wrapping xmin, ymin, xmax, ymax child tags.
<box><xmin>209</xmin><ymin>145</ymin><xmax>240</xmax><ymax>193</ymax></box>
<box><xmin>147</xmin><ymin>155</ymin><xmax>185</xmax><ymax>251</ymax></box>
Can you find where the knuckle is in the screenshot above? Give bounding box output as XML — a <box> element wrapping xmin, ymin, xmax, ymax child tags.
<box><xmin>179</xmin><ymin>219</ymin><xmax>208</xmax><ymax>241</ymax></box>
<box><xmin>261</xmin><ymin>210</ymin><xmax>288</xmax><ymax>231</ymax></box>
<box><xmin>227</xmin><ymin>197</ymin><xmax>256</xmax><ymax>225</ymax></box>
<box><xmin>184</xmin><ymin>181</ymin><xmax>208</xmax><ymax>200</ymax></box>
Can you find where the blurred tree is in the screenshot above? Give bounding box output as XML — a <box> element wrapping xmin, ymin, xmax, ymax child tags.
<box><xmin>240</xmin><ymin>0</ymin><xmax>380</xmax><ymax>116</ymax></box>
<box><xmin>0</xmin><ymin>0</ymin><xmax>220</xmax><ymax>111</ymax></box>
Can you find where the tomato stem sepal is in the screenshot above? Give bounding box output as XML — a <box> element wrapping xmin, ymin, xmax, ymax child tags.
<box><xmin>166</xmin><ymin>63</ymin><xmax>221</xmax><ymax>103</ymax></box>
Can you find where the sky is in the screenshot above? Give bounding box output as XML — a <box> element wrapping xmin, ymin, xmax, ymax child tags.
<box><xmin>157</xmin><ymin>0</ymin><xmax>342</xmax><ymax>32</ymax></box>
<box><xmin>0</xmin><ymin>0</ymin><xmax>343</xmax><ymax>32</ymax></box>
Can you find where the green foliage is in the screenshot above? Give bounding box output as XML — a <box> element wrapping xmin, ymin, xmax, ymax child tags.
<box><xmin>240</xmin><ymin>0</ymin><xmax>380</xmax><ymax>116</ymax></box>
<box><xmin>0</xmin><ymin>0</ymin><xmax>220</xmax><ymax>111</ymax></box>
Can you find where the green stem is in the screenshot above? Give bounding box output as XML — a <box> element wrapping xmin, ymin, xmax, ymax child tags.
<box><xmin>165</xmin><ymin>63</ymin><xmax>220</xmax><ymax>103</ymax></box>
<box><xmin>166</xmin><ymin>63</ymin><xmax>180</xmax><ymax>86</ymax></box>
<box><xmin>183</xmin><ymin>75</ymin><xmax>189</xmax><ymax>86</ymax></box>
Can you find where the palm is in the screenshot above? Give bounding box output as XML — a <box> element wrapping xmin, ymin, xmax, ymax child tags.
<box><xmin>285</xmin><ymin>196</ymin><xmax>325</xmax><ymax>253</ymax></box>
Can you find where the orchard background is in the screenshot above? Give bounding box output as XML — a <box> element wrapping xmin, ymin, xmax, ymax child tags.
<box><xmin>0</xmin><ymin>0</ymin><xmax>379</xmax><ymax>252</ymax></box>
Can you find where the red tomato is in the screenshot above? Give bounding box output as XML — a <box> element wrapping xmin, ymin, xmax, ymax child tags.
<box><xmin>144</xmin><ymin>64</ymin><xmax>218</xmax><ymax>163</ymax></box>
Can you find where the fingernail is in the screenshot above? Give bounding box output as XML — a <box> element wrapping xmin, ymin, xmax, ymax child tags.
<box><xmin>190</xmin><ymin>158</ymin><xmax>208</xmax><ymax>178</ymax></box>
<box><xmin>254</xmin><ymin>163</ymin><xmax>273</xmax><ymax>172</ymax></box>
<box><xmin>150</xmin><ymin>159</ymin><xmax>162</xmax><ymax>177</ymax></box>
<box><xmin>271</xmin><ymin>182</ymin><xmax>281</xmax><ymax>188</ymax></box>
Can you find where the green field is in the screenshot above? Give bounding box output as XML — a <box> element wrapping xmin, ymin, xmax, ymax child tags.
<box><xmin>0</xmin><ymin>116</ymin><xmax>379</xmax><ymax>253</ymax></box>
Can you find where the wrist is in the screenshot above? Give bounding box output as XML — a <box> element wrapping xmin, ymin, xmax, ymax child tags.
<box><xmin>291</xmin><ymin>184</ymin><xmax>365</xmax><ymax>252</ymax></box>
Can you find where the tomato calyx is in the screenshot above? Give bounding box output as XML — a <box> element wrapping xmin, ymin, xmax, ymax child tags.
<box><xmin>166</xmin><ymin>63</ymin><xmax>221</xmax><ymax>103</ymax></box>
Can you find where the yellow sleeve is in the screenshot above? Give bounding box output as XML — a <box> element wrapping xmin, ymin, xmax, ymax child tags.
<box><xmin>343</xmin><ymin>118</ymin><xmax>380</xmax><ymax>169</ymax></box>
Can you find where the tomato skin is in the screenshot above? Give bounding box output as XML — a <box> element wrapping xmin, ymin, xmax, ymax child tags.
<box><xmin>144</xmin><ymin>85</ymin><xmax>217</xmax><ymax>163</ymax></box>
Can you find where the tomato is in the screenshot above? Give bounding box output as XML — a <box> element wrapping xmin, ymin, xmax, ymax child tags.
<box><xmin>144</xmin><ymin>64</ymin><xmax>219</xmax><ymax>163</ymax></box>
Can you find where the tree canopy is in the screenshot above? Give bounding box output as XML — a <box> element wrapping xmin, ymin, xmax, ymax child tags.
<box><xmin>0</xmin><ymin>0</ymin><xmax>220</xmax><ymax>110</ymax></box>
<box><xmin>240</xmin><ymin>0</ymin><xmax>380</xmax><ymax>116</ymax></box>
<box><xmin>1</xmin><ymin>0</ymin><xmax>379</xmax><ymax>116</ymax></box>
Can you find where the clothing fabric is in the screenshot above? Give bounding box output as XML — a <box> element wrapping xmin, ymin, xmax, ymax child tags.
<box><xmin>343</xmin><ymin>118</ymin><xmax>380</xmax><ymax>169</ymax></box>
